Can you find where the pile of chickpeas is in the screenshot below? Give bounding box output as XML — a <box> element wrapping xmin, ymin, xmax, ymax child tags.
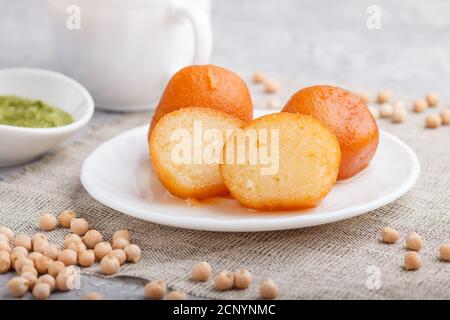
<box><xmin>381</xmin><ymin>226</ymin><xmax>450</xmax><ymax>270</ymax></box>
<box><xmin>362</xmin><ymin>90</ymin><xmax>450</xmax><ymax>128</ymax></box>
<box><xmin>0</xmin><ymin>210</ymin><xmax>141</xmax><ymax>300</ymax></box>
<box><xmin>144</xmin><ymin>261</ymin><xmax>279</xmax><ymax>300</ymax></box>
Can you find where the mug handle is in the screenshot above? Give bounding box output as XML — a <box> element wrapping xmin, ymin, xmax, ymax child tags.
<box><xmin>172</xmin><ymin>4</ymin><xmax>213</xmax><ymax>64</ymax></box>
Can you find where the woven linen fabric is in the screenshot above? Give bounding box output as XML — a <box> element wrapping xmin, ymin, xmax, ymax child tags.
<box><xmin>1</xmin><ymin>82</ymin><xmax>450</xmax><ymax>299</ymax></box>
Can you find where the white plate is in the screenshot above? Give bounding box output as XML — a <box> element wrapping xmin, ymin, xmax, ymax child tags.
<box><xmin>81</xmin><ymin>111</ymin><xmax>420</xmax><ymax>232</ymax></box>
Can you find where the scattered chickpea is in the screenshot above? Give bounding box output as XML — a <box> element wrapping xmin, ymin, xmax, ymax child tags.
<box><xmin>376</xmin><ymin>90</ymin><xmax>392</xmax><ymax>104</ymax></box>
<box><xmin>78</xmin><ymin>250</ymin><xmax>95</xmax><ymax>267</ymax></box>
<box><xmin>368</xmin><ymin>106</ymin><xmax>379</xmax><ymax>119</ymax></box>
<box><xmin>56</xmin><ymin>266</ymin><xmax>79</xmax><ymax>291</ymax></box>
<box><xmin>64</xmin><ymin>234</ymin><xmax>83</xmax><ymax>249</ymax></box>
<box><xmin>20</xmin><ymin>265</ymin><xmax>38</xmax><ymax>277</ymax></box>
<box><xmin>28</xmin><ymin>252</ymin><xmax>43</xmax><ymax>264</ymax></box>
<box><xmin>267</xmin><ymin>98</ymin><xmax>281</xmax><ymax>109</ymax></box>
<box><xmin>48</xmin><ymin>261</ymin><xmax>65</xmax><ymax>278</ymax></box>
<box><xmin>70</xmin><ymin>218</ymin><xmax>90</xmax><ymax>236</ymax></box>
<box><xmin>144</xmin><ymin>280</ymin><xmax>167</xmax><ymax>300</ymax></box>
<box><xmin>0</xmin><ymin>226</ymin><xmax>14</xmax><ymax>241</ymax></box>
<box><xmin>381</xmin><ymin>226</ymin><xmax>400</xmax><ymax>244</ymax></box>
<box><xmin>31</xmin><ymin>232</ymin><xmax>47</xmax><ymax>244</ymax></box>
<box><xmin>439</xmin><ymin>243</ymin><xmax>450</xmax><ymax>261</ymax></box>
<box><xmin>391</xmin><ymin>107</ymin><xmax>407</xmax><ymax>124</ymax></box>
<box><xmin>392</xmin><ymin>101</ymin><xmax>405</xmax><ymax>109</ymax></box>
<box><xmin>379</xmin><ymin>103</ymin><xmax>394</xmax><ymax>118</ymax></box>
<box><xmin>112</xmin><ymin>237</ymin><xmax>130</xmax><ymax>250</ymax></box>
<box><xmin>404</xmin><ymin>251</ymin><xmax>421</xmax><ymax>271</ymax></box>
<box><xmin>124</xmin><ymin>244</ymin><xmax>141</xmax><ymax>263</ymax></box>
<box><xmin>264</xmin><ymin>80</ymin><xmax>279</xmax><ymax>94</ymax></box>
<box><xmin>10</xmin><ymin>252</ymin><xmax>27</xmax><ymax>266</ymax></box>
<box><xmin>426</xmin><ymin>92</ymin><xmax>439</xmax><ymax>107</ymax></box>
<box><xmin>39</xmin><ymin>213</ymin><xmax>57</xmax><ymax>231</ymax></box>
<box><xmin>413</xmin><ymin>99</ymin><xmax>427</xmax><ymax>113</ymax></box>
<box><xmin>7</xmin><ymin>277</ymin><xmax>29</xmax><ymax>297</ymax></box>
<box><xmin>406</xmin><ymin>232</ymin><xmax>423</xmax><ymax>251</ymax></box>
<box><xmin>82</xmin><ymin>230</ymin><xmax>103</xmax><ymax>249</ymax></box>
<box><xmin>32</xmin><ymin>282</ymin><xmax>51</xmax><ymax>300</ymax></box>
<box><xmin>112</xmin><ymin>230</ymin><xmax>132</xmax><ymax>243</ymax></box>
<box><xmin>35</xmin><ymin>255</ymin><xmax>53</xmax><ymax>274</ymax></box>
<box><xmin>21</xmin><ymin>271</ymin><xmax>38</xmax><ymax>290</ymax></box>
<box><xmin>425</xmin><ymin>114</ymin><xmax>441</xmax><ymax>129</ymax></box>
<box><xmin>252</xmin><ymin>71</ymin><xmax>266</xmax><ymax>84</ymax></box>
<box><xmin>14</xmin><ymin>234</ymin><xmax>32</xmax><ymax>251</ymax></box>
<box><xmin>0</xmin><ymin>234</ymin><xmax>8</xmax><ymax>242</ymax></box>
<box><xmin>99</xmin><ymin>255</ymin><xmax>120</xmax><ymax>275</ymax></box>
<box><xmin>0</xmin><ymin>240</ymin><xmax>11</xmax><ymax>252</ymax></box>
<box><xmin>0</xmin><ymin>250</ymin><xmax>11</xmax><ymax>273</ymax></box>
<box><xmin>192</xmin><ymin>261</ymin><xmax>212</xmax><ymax>282</ymax></box>
<box><xmin>214</xmin><ymin>271</ymin><xmax>234</xmax><ymax>291</ymax></box>
<box><xmin>37</xmin><ymin>274</ymin><xmax>56</xmax><ymax>292</ymax></box>
<box><xmin>43</xmin><ymin>244</ymin><xmax>61</xmax><ymax>260</ymax></box>
<box><xmin>94</xmin><ymin>242</ymin><xmax>112</xmax><ymax>261</ymax></box>
<box><xmin>66</xmin><ymin>241</ymin><xmax>87</xmax><ymax>254</ymax></box>
<box><xmin>11</xmin><ymin>246</ymin><xmax>28</xmax><ymax>257</ymax></box>
<box><xmin>260</xmin><ymin>279</ymin><xmax>279</xmax><ymax>299</ymax></box>
<box><xmin>58</xmin><ymin>249</ymin><xmax>78</xmax><ymax>266</ymax></box>
<box><xmin>110</xmin><ymin>249</ymin><xmax>126</xmax><ymax>265</ymax></box>
<box><xmin>14</xmin><ymin>256</ymin><xmax>34</xmax><ymax>273</ymax></box>
<box><xmin>166</xmin><ymin>290</ymin><xmax>187</xmax><ymax>300</ymax></box>
<box><xmin>357</xmin><ymin>92</ymin><xmax>370</xmax><ymax>104</ymax></box>
<box><xmin>84</xmin><ymin>292</ymin><xmax>103</xmax><ymax>300</ymax></box>
<box><xmin>32</xmin><ymin>239</ymin><xmax>49</xmax><ymax>254</ymax></box>
<box><xmin>440</xmin><ymin>108</ymin><xmax>450</xmax><ymax>125</ymax></box>
<box><xmin>58</xmin><ymin>210</ymin><xmax>77</xmax><ymax>228</ymax></box>
<box><xmin>234</xmin><ymin>269</ymin><xmax>252</xmax><ymax>289</ymax></box>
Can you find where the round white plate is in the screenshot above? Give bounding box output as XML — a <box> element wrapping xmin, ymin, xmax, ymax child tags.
<box><xmin>81</xmin><ymin>110</ymin><xmax>420</xmax><ymax>232</ymax></box>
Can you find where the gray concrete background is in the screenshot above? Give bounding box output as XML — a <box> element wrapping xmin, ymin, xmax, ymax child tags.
<box><xmin>1</xmin><ymin>0</ymin><xmax>450</xmax><ymax>299</ymax></box>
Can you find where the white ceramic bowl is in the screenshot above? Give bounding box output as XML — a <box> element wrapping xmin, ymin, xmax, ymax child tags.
<box><xmin>0</xmin><ymin>68</ymin><xmax>94</xmax><ymax>167</ymax></box>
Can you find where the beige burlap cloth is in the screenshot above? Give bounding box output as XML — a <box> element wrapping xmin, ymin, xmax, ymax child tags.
<box><xmin>1</xmin><ymin>82</ymin><xmax>450</xmax><ymax>299</ymax></box>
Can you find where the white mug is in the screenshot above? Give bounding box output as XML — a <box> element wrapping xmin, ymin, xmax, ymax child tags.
<box><xmin>47</xmin><ymin>0</ymin><xmax>212</xmax><ymax>111</ymax></box>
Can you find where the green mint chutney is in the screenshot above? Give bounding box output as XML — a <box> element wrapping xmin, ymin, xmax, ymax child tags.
<box><xmin>0</xmin><ymin>95</ymin><xmax>73</xmax><ymax>128</ymax></box>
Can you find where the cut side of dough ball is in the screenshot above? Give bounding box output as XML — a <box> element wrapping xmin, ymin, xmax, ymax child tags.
<box><xmin>149</xmin><ymin>107</ymin><xmax>244</xmax><ymax>199</ymax></box>
<box><xmin>219</xmin><ymin>112</ymin><xmax>341</xmax><ymax>211</ymax></box>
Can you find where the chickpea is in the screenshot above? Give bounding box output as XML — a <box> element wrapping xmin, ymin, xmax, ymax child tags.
<box><xmin>439</xmin><ymin>243</ymin><xmax>450</xmax><ymax>261</ymax></box>
<box><xmin>379</xmin><ymin>103</ymin><xmax>394</xmax><ymax>118</ymax></box>
<box><xmin>267</xmin><ymin>98</ymin><xmax>281</xmax><ymax>109</ymax></box>
<box><xmin>70</xmin><ymin>218</ymin><xmax>90</xmax><ymax>236</ymax></box>
<box><xmin>58</xmin><ymin>249</ymin><xmax>78</xmax><ymax>266</ymax></box>
<box><xmin>94</xmin><ymin>242</ymin><xmax>112</xmax><ymax>261</ymax></box>
<box><xmin>0</xmin><ymin>240</ymin><xmax>11</xmax><ymax>252</ymax></box>
<box><xmin>20</xmin><ymin>265</ymin><xmax>38</xmax><ymax>277</ymax></box>
<box><xmin>38</xmin><ymin>274</ymin><xmax>56</xmax><ymax>292</ymax></box>
<box><xmin>112</xmin><ymin>229</ymin><xmax>132</xmax><ymax>243</ymax></box>
<box><xmin>124</xmin><ymin>244</ymin><xmax>141</xmax><ymax>263</ymax></box>
<box><xmin>56</xmin><ymin>266</ymin><xmax>79</xmax><ymax>291</ymax></box>
<box><xmin>252</xmin><ymin>71</ymin><xmax>266</xmax><ymax>84</ymax></box>
<box><xmin>10</xmin><ymin>252</ymin><xmax>27</xmax><ymax>267</ymax></box>
<box><xmin>144</xmin><ymin>280</ymin><xmax>167</xmax><ymax>300</ymax></box>
<box><xmin>112</xmin><ymin>237</ymin><xmax>130</xmax><ymax>250</ymax></box>
<box><xmin>84</xmin><ymin>292</ymin><xmax>103</xmax><ymax>300</ymax></box>
<box><xmin>39</xmin><ymin>213</ymin><xmax>58</xmax><ymax>231</ymax></box>
<box><xmin>392</xmin><ymin>101</ymin><xmax>405</xmax><ymax>109</ymax></box>
<box><xmin>406</xmin><ymin>232</ymin><xmax>423</xmax><ymax>251</ymax></box>
<box><xmin>7</xmin><ymin>277</ymin><xmax>29</xmax><ymax>297</ymax></box>
<box><xmin>0</xmin><ymin>234</ymin><xmax>8</xmax><ymax>242</ymax></box>
<box><xmin>21</xmin><ymin>271</ymin><xmax>38</xmax><ymax>290</ymax></box>
<box><xmin>58</xmin><ymin>210</ymin><xmax>77</xmax><ymax>228</ymax></box>
<box><xmin>28</xmin><ymin>252</ymin><xmax>43</xmax><ymax>264</ymax></box>
<box><xmin>440</xmin><ymin>108</ymin><xmax>450</xmax><ymax>125</ymax></box>
<box><xmin>426</xmin><ymin>92</ymin><xmax>439</xmax><ymax>107</ymax></box>
<box><xmin>110</xmin><ymin>249</ymin><xmax>126</xmax><ymax>265</ymax></box>
<box><xmin>11</xmin><ymin>246</ymin><xmax>28</xmax><ymax>256</ymax></box>
<box><xmin>64</xmin><ymin>233</ymin><xmax>83</xmax><ymax>249</ymax></box>
<box><xmin>43</xmin><ymin>244</ymin><xmax>61</xmax><ymax>260</ymax></box>
<box><xmin>234</xmin><ymin>269</ymin><xmax>252</xmax><ymax>289</ymax></box>
<box><xmin>376</xmin><ymin>90</ymin><xmax>392</xmax><ymax>104</ymax></box>
<box><xmin>0</xmin><ymin>250</ymin><xmax>11</xmax><ymax>273</ymax></box>
<box><xmin>391</xmin><ymin>107</ymin><xmax>407</xmax><ymax>124</ymax></box>
<box><xmin>0</xmin><ymin>226</ymin><xmax>14</xmax><ymax>241</ymax></box>
<box><xmin>82</xmin><ymin>230</ymin><xmax>103</xmax><ymax>249</ymax></box>
<box><xmin>214</xmin><ymin>271</ymin><xmax>234</xmax><ymax>291</ymax></box>
<box><xmin>404</xmin><ymin>251</ymin><xmax>421</xmax><ymax>270</ymax></box>
<box><xmin>99</xmin><ymin>255</ymin><xmax>120</xmax><ymax>275</ymax></box>
<box><xmin>264</xmin><ymin>80</ymin><xmax>279</xmax><ymax>94</ymax></box>
<box><xmin>14</xmin><ymin>234</ymin><xmax>32</xmax><ymax>251</ymax></box>
<box><xmin>32</xmin><ymin>239</ymin><xmax>49</xmax><ymax>254</ymax></box>
<box><xmin>31</xmin><ymin>232</ymin><xmax>47</xmax><ymax>244</ymax></box>
<box><xmin>35</xmin><ymin>255</ymin><xmax>53</xmax><ymax>274</ymax></box>
<box><xmin>425</xmin><ymin>114</ymin><xmax>441</xmax><ymax>129</ymax></box>
<box><xmin>368</xmin><ymin>106</ymin><xmax>379</xmax><ymax>119</ymax></box>
<box><xmin>260</xmin><ymin>279</ymin><xmax>279</xmax><ymax>299</ymax></box>
<box><xmin>48</xmin><ymin>261</ymin><xmax>65</xmax><ymax>278</ymax></box>
<box><xmin>413</xmin><ymin>99</ymin><xmax>427</xmax><ymax>113</ymax></box>
<box><xmin>357</xmin><ymin>92</ymin><xmax>370</xmax><ymax>104</ymax></box>
<box><xmin>14</xmin><ymin>256</ymin><xmax>34</xmax><ymax>273</ymax></box>
<box><xmin>78</xmin><ymin>250</ymin><xmax>95</xmax><ymax>267</ymax></box>
<box><xmin>166</xmin><ymin>290</ymin><xmax>187</xmax><ymax>300</ymax></box>
<box><xmin>191</xmin><ymin>261</ymin><xmax>212</xmax><ymax>282</ymax></box>
<box><xmin>381</xmin><ymin>226</ymin><xmax>399</xmax><ymax>244</ymax></box>
<box><xmin>67</xmin><ymin>241</ymin><xmax>87</xmax><ymax>254</ymax></box>
<box><xmin>32</xmin><ymin>282</ymin><xmax>51</xmax><ymax>300</ymax></box>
